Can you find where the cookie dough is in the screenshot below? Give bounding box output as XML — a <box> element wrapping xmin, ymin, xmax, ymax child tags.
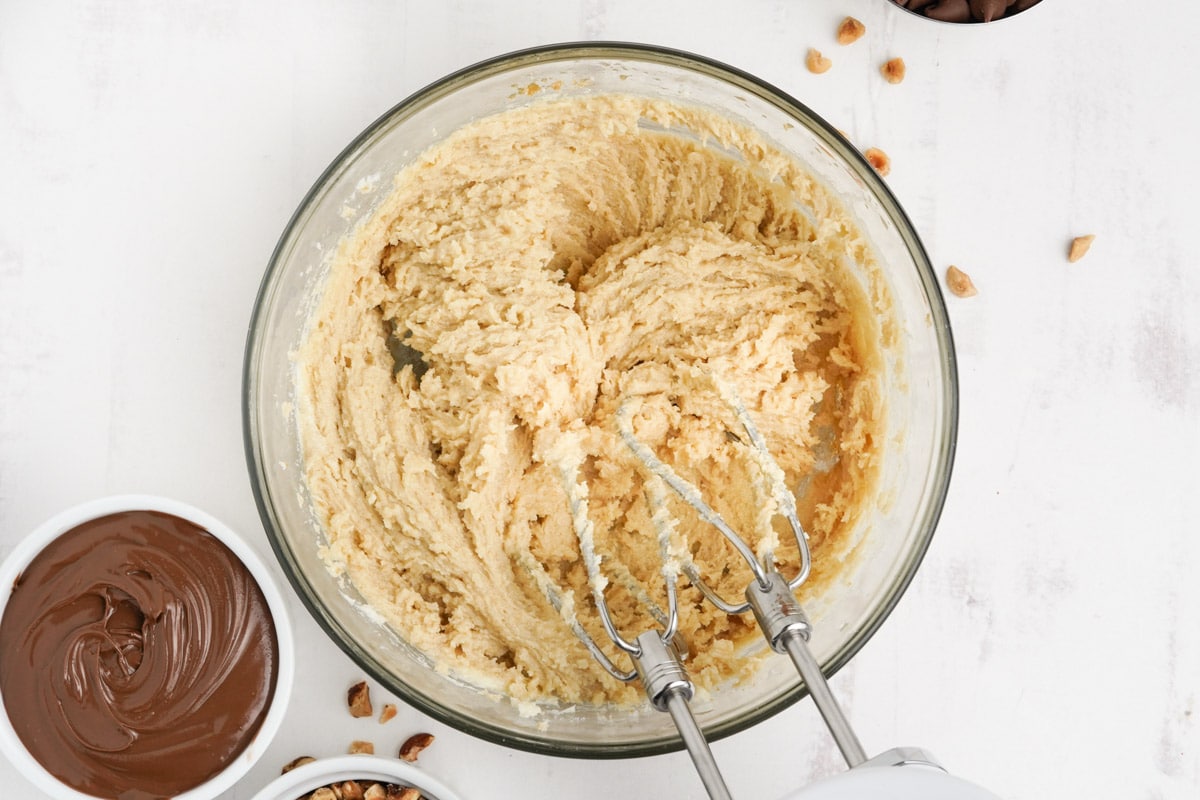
<box><xmin>299</xmin><ymin>94</ymin><xmax>886</xmax><ymax>705</ymax></box>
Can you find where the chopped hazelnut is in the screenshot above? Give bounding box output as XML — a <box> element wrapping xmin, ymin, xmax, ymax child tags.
<box><xmin>1068</xmin><ymin>234</ymin><xmax>1095</xmax><ymax>263</ymax></box>
<box><xmin>348</xmin><ymin>681</ymin><xmax>373</xmax><ymax>718</ymax></box>
<box><xmin>340</xmin><ymin>781</ymin><xmax>365</xmax><ymax>800</ymax></box>
<box><xmin>805</xmin><ymin>48</ymin><xmax>832</xmax><ymax>74</ymax></box>
<box><xmin>379</xmin><ymin>703</ymin><xmax>398</xmax><ymax>724</ymax></box>
<box><xmin>312</xmin><ymin>790</ymin><xmax>338</xmax><ymax>800</ymax></box>
<box><xmin>863</xmin><ymin>147</ymin><xmax>891</xmax><ymax>176</ymax></box>
<box><xmin>349</xmin><ymin>740</ymin><xmax>375</xmax><ymax>755</ymax></box>
<box><xmin>946</xmin><ymin>266</ymin><xmax>978</xmax><ymax>298</ymax></box>
<box><xmin>837</xmin><ymin>17</ymin><xmax>866</xmax><ymax>45</ymax></box>
<box><xmin>399</xmin><ymin>732</ymin><xmax>435</xmax><ymax>762</ymax></box>
<box><xmin>881</xmin><ymin>57</ymin><xmax>906</xmax><ymax>84</ymax></box>
<box><xmin>364</xmin><ymin>785</ymin><xmax>387</xmax><ymax>800</ymax></box>
<box><xmin>390</xmin><ymin>788</ymin><xmax>421</xmax><ymax>800</ymax></box>
<box><xmin>282</xmin><ymin>755</ymin><xmax>316</xmax><ymax>774</ymax></box>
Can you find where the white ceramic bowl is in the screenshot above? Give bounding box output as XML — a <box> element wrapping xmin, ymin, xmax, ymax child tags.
<box><xmin>250</xmin><ymin>755</ymin><xmax>466</xmax><ymax>800</ymax></box>
<box><xmin>0</xmin><ymin>495</ymin><xmax>295</xmax><ymax>800</ymax></box>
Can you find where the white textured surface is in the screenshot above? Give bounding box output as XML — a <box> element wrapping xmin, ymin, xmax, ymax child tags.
<box><xmin>1</xmin><ymin>1</ymin><xmax>1197</xmax><ymax>799</ymax></box>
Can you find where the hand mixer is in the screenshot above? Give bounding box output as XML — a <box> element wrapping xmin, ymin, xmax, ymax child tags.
<box><xmin>545</xmin><ymin>375</ymin><xmax>1002</xmax><ymax>800</ymax></box>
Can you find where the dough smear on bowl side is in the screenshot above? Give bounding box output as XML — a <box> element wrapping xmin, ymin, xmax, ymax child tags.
<box><xmin>299</xmin><ymin>94</ymin><xmax>888</xmax><ymax>706</ymax></box>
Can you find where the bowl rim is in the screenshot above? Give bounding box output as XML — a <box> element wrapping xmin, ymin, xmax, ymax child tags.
<box><xmin>243</xmin><ymin>40</ymin><xmax>958</xmax><ymax>759</ymax></box>
<box><xmin>885</xmin><ymin>0</ymin><xmax>1045</xmax><ymax>25</ymax></box>
<box><xmin>0</xmin><ymin>494</ymin><xmax>295</xmax><ymax>800</ymax></box>
<box><xmin>249</xmin><ymin>755</ymin><xmax>466</xmax><ymax>800</ymax></box>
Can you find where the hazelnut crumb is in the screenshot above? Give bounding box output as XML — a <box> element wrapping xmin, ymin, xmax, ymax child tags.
<box><xmin>881</xmin><ymin>57</ymin><xmax>906</xmax><ymax>84</ymax></box>
<box><xmin>837</xmin><ymin>17</ymin><xmax>866</xmax><ymax>45</ymax></box>
<box><xmin>282</xmin><ymin>755</ymin><xmax>316</xmax><ymax>774</ymax></box>
<box><xmin>805</xmin><ymin>48</ymin><xmax>832</xmax><ymax>74</ymax></box>
<box><xmin>946</xmin><ymin>266</ymin><xmax>978</xmax><ymax>298</ymax></box>
<box><xmin>863</xmin><ymin>147</ymin><xmax>891</xmax><ymax>176</ymax></box>
<box><xmin>379</xmin><ymin>703</ymin><xmax>398</xmax><ymax>724</ymax></box>
<box><xmin>399</xmin><ymin>732</ymin><xmax>435</xmax><ymax>762</ymax></box>
<box><xmin>348</xmin><ymin>681</ymin><xmax>373</xmax><ymax>718</ymax></box>
<box><xmin>524</xmin><ymin>82</ymin><xmax>541</xmax><ymax>96</ymax></box>
<box><xmin>1068</xmin><ymin>234</ymin><xmax>1095</xmax><ymax>262</ymax></box>
<box><xmin>349</xmin><ymin>740</ymin><xmax>375</xmax><ymax>755</ymax></box>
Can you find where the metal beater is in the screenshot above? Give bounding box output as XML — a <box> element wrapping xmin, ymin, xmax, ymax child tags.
<box><xmin>541</xmin><ymin>422</ymin><xmax>731</xmax><ymax>799</ymax></box>
<box><xmin>545</xmin><ymin>374</ymin><xmax>1001</xmax><ymax>800</ymax></box>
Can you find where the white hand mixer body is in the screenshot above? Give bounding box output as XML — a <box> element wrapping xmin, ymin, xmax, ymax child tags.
<box><xmin>783</xmin><ymin>763</ymin><xmax>1001</xmax><ymax>800</ymax></box>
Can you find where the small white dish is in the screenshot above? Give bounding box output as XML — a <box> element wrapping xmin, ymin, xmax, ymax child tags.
<box><xmin>0</xmin><ymin>494</ymin><xmax>295</xmax><ymax>800</ymax></box>
<box><xmin>250</xmin><ymin>754</ymin><xmax>466</xmax><ymax>800</ymax></box>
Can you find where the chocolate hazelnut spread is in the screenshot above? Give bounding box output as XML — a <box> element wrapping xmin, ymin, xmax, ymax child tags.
<box><xmin>0</xmin><ymin>511</ymin><xmax>279</xmax><ymax>800</ymax></box>
<box><xmin>891</xmin><ymin>0</ymin><xmax>1041</xmax><ymax>22</ymax></box>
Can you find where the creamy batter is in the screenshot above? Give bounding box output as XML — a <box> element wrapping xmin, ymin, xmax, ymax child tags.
<box><xmin>299</xmin><ymin>94</ymin><xmax>885</xmax><ymax>705</ymax></box>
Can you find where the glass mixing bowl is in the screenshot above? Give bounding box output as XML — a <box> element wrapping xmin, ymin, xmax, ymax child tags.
<box><xmin>243</xmin><ymin>42</ymin><xmax>957</xmax><ymax>758</ymax></box>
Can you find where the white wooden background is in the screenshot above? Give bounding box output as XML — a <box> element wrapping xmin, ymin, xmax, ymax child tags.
<box><xmin>1</xmin><ymin>1</ymin><xmax>1197</xmax><ymax>798</ymax></box>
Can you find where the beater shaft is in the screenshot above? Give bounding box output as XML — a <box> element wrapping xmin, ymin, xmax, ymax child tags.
<box><xmin>745</xmin><ymin>569</ymin><xmax>867</xmax><ymax>767</ymax></box>
<box><xmin>779</xmin><ymin>630</ymin><xmax>867</xmax><ymax>767</ymax></box>
<box><xmin>631</xmin><ymin>631</ymin><xmax>734</xmax><ymax>800</ymax></box>
<box><xmin>663</xmin><ymin>686</ymin><xmax>734</xmax><ymax>800</ymax></box>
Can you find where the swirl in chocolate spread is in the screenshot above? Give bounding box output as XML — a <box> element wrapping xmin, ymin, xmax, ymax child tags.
<box><xmin>0</xmin><ymin>511</ymin><xmax>278</xmax><ymax>800</ymax></box>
